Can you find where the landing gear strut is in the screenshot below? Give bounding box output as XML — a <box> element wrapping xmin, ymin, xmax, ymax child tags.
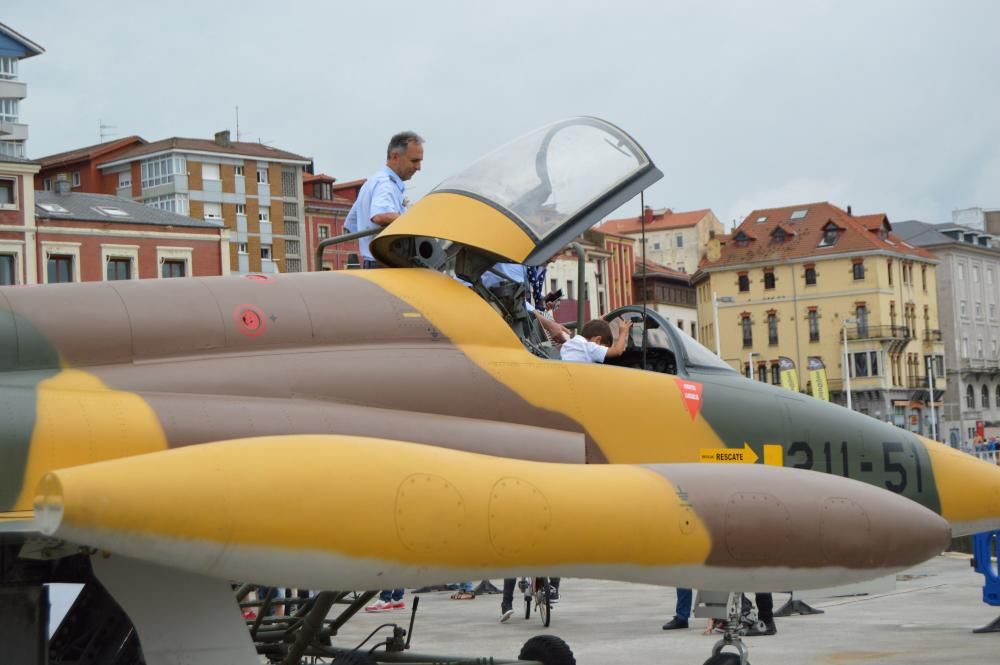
<box><xmin>703</xmin><ymin>592</ymin><xmax>751</xmax><ymax>665</ymax></box>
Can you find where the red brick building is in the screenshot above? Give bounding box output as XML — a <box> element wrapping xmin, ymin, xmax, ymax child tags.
<box><xmin>304</xmin><ymin>174</ymin><xmax>363</xmax><ymax>270</ymax></box>
<box><xmin>34</xmin><ymin>136</ymin><xmax>146</xmax><ymax>194</ymax></box>
<box><xmin>1</xmin><ymin>177</ymin><xmax>227</xmax><ymax>284</ymax></box>
<box><xmin>0</xmin><ymin>154</ymin><xmax>40</xmax><ymax>284</ymax></box>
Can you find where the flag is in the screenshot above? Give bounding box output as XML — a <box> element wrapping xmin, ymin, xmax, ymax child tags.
<box><xmin>778</xmin><ymin>356</ymin><xmax>799</xmax><ymax>393</ymax></box>
<box><xmin>808</xmin><ymin>356</ymin><xmax>830</xmax><ymax>401</ymax></box>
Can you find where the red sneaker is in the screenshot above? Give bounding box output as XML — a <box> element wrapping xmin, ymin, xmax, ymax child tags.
<box><xmin>391</xmin><ymin>600</ymin><xmax>406</xmax><ymax>610</ymax></box>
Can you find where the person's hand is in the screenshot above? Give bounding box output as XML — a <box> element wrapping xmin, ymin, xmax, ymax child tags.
<box><xmin>616</xmin><ymin>319</ymin><xmax>633</xmax><ymax>337</ymax></box>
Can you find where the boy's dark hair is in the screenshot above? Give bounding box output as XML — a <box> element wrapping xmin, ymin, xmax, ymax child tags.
<box><xmin>580</xmin><ymin>319</ymin><xmax>613</xmax><ymax>346</ymax></box>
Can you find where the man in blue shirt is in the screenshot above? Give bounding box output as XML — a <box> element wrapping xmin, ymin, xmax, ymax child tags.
<box><xmin>345</xmin><ymin>131</ymin><xmax>425</xmax><ymax>268</ymax></box>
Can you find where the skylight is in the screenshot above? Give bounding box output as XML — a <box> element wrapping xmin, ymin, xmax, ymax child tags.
<box><xmin>756</xmin><ymin>216</ymin><xmax>767</xmax><ymax>223</ymax></box>
<box><xmin>790</xmin><ymin>209</ymin><xmax>808</xmax><ymax>220</ymax></box>
<box><xmin>95</xmin><ymin>206</ymin><xmax>131</xmax><ymax>218</ymax></box>
<box><xmin>38</xmin><ymin>203</ymin><xmax>70</xmax><ymax>214</ymax></box>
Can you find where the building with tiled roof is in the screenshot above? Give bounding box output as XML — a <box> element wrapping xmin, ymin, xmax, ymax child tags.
<box><xmin>893</xmin><ymin>219</ymin><xmax>1000</xmax><ymax>445</ymax></box>
<box><xmin>35</xmin><ymin>136</ymin><xmax>147</xmax><ymax>193</ymax></box>
<box><xmin>599</xmin><ymin>207</ymin><xmax>722</xmax><ymax>274</ymax></box>
<box><xmin>633</xmin><ymin>258</ymin><xmax>697</xmax><ymax>337</ymax></box>
<box><xmin>692</xmin><ymin>201</ymin><xmax>945</xmax><ymax>437</ymax></box>
<box><xmin>36</xmin><ymin>130</ymin><xmax>311</xmax><ymax>275</ymax></box>
<box><xmin>304</xmin><ymin>172</ymin><xmax>364</xmax><ymax>270</ymax></box>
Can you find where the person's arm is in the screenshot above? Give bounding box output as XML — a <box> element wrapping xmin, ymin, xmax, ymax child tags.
<box><xmin>533</xmin><ymin>310</ymin><xmax>570</xmax><ymax>343</ymax></box>
<box><xmin>603</xmin><ymin>319</ymin><xmax>633</xmax><ymax>359</ymax></box>
<box><xmin>369</xmin><ymin>179</ymin><xmax>403</xmax><ymax>226</ymax></box>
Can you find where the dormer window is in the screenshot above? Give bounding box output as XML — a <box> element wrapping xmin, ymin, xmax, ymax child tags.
<box><xmin>772</xmin><ymin>227</ymin><xmax>786</xmax><ymax>243</ymax></box>
<box><xmin>818</xmin><ymin>223</ymin><xmax>841</xmax><ymax>247</ymax></box>
<box><xmin>734</xmin><ymin>231</ymin><xmax>751</xmax><ymax>248</ymax></box>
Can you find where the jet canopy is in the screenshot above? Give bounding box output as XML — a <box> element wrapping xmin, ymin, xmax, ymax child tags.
<box><xmin>371</xmin><ymin>117</ymin><xmax>662</xmax><ymax>271</ymax></box>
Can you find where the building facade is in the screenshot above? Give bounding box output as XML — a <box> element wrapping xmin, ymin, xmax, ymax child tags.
<box><xmin>693</xmin><ymin>202</ymin><xmax>945</xmax><ymax>438</ymax></box>
<box><xmin>894</xmin><ymin>220</ymin><xmax>1000</xmax><ymax>444</ymax></box>
<box><xmin>634</xmin><ymin>259</ymin><xmax>697</xmax><ymax>338</ymax></box>
<box><xmin>2</xmin><ymin>178</ymin><xmax>226</xmax><ymax>285</ymax></box>
<box><xmin>0</xmin><ymin>154</ymin><xmax>40</xmax><ymax>284</ymax></box>
<box><xmin>36</xmin><ymin>136</ymin><xmax>146</xmax><ymax>193</ymax></box>
<box><xmin>305</xmin><ymin>174</ymin><xmax>363</xmax><ymax>271</ymax></box>
<box><xmin>37</xmin><ymin>131</ymin><xmax>310</xmax><ymax>275</ymax></box>
<box><xmin>600</xmin><ymin>207</ymin><xmax>723</xmax><ymax>274</ymax></box>
<box><xmin>545</xmin><ymin>228</ymin><xmax>636</xmax><ymax>323</ymax></box>
<box><xmin>0</xmin><ymin>23</ymin><xmax>43</xmax><ymax>160</ymax></box>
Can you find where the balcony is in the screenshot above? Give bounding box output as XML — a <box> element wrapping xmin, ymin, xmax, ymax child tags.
<box><xmin>923</xmin><ymin>329</ymin><xmax>943</xmax><ymax>342</ymax></box>
<box><xmin>0</xmin><ymin>121</ymin><xmax>27</xmax><ymax>141</ymax></box>
<box><xmin>845</xmin><ymin>324</ymin><xmax>911</xmax><ymax>341</ymax></box>
<box><xmin>960</xmin><ymin>357</ymin><xmax>1000</xmax><ymax>373</ymax></box>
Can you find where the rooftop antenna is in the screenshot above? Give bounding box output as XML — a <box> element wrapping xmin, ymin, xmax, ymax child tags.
<box><xmin>99</xmin><ymin>119</ymin><xmax>117</xmax><ymax>143</ymax></box>
<box><xmin>235</xmin><ymin>106</ymin><xmax>241</xmax><ymax>141</ymax></box>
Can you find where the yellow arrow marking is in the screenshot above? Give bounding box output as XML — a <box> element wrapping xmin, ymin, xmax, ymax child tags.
<box><xmin>699</xmin><ymin>443</ymin><xmax>759</xmax><ymax>464</ymax></box>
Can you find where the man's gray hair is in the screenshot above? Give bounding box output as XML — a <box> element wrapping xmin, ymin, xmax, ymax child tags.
<box><xmin>387</xmin><ymin>131</ymin><xmax>424</xmax><ymax>159</ymax></box>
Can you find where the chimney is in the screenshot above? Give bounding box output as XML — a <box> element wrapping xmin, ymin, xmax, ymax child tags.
<box><xmin>214</xmin><ymin>130</ymin><xmax>232</xmax><ymax>147</ymax></box>
<box><xmin>643</xmin><ymin>206</ymin><xmax>654</xmax><ymax>225</ymax></box>
<box><xmin>54</xmin><ymin>173</ymin><xmax>71</xmax><ymax>195</ymax></box>
<box><xmin>706</xmin><ymin>235</ymin><xmax>722</xmax><ymax>262</ymax></box>
<box><xmin>847</xmin><ymin>205</ymin><xmax>853</xmax><ymax>216</ymax></box>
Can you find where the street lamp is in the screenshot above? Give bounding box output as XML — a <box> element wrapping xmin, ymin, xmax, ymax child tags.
<box><xmin>747</xmin><ymin>351</ymin><xmax>760</xmax><ymax>381</ymax></box>
<box><xmin>713</xmin><ymin>292</ymin><xmax>735</xmax><ymax>357</ymax></box>
<box><xmin>842</xmin><ymin>318</ymin><xmax>857</xmax><ymax>411</ymax></box>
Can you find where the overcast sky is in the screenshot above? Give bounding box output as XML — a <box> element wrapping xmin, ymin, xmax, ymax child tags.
<box><xmin>7</xmin><ymin>0</ymin><xmax>1000</xmax><ymax>229</ymax></box>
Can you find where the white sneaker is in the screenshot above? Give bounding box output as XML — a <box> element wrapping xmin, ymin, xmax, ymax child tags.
<box><xmin>365</xmin><ymin>600</ymin><xmax>391</xmax><ymax>613</ymax></box>
<box><xmin>500</xmin><ymin>608</ymin><xmax>515</xmax><ymax>623</ymax></box>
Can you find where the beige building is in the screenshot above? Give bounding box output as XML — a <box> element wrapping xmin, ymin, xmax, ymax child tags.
<box><xmin>693</xmin><ymin>202</ymin><xmax>946</xmax><ymax>438</ymax></box>
<box><xmin>599</xmin><ymin>207</ymin><xmax>723</xmax><ymax>274</ymax></box>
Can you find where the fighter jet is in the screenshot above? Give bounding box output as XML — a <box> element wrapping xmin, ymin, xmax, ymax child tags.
<box><xmin>1</xmin><ymin>118</ymin><xmax>997</xmax><ymax>665</ymax></box>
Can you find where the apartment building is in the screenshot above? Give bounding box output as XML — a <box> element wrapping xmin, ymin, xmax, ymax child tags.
<box><xmin>599</xmin><ymin>207</ymin><xmax>723</xmax><ymax>274</ymax></box>
<box><xmin>305</xmin><ymin>174</ymin><xmax>363</xmax><ymax>271</ymax></box>
<box><xmin>634</xmin><ymin>259</ymin><xmax>697</xmax><ymax>337</ymax></box>
<box><xmin>693</xmin><ymin>202</ymin><xmax>945</xmax><ymax>437</ymax></box>
<box><xmin>37</xmin><ymin>131</ymin><xmax>310</xmax><ymax>274</ymax></box>
<box><xmin>894</xmin><ymin>220</ymin><xmax>1000</xmax><ymax>444</ymax></box>
<box><xmin>0</xmin><ymin>22</ymin><xmax>43</xmax><ymax>160</ymax></box>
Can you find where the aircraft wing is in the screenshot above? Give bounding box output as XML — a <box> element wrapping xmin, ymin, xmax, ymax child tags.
<box><xmin>35</xmin><ymin>434</ymin><xmax>949</xmax><ymax>594</ymax></box>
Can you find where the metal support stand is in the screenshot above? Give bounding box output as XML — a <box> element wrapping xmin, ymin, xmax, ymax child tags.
<box><xmin>773</xmin><ymin>592</ymin><xmax>824</xmax><ymax>617</ymax></box>
<box><xmin>972</xmin><ymin>530</ymin><xmax>1000</xmax><ymax>634</ymax></box>
<box><xmin>412</xmin><ymin>584</ymin><xmax>457</xmax><ymax>593</ymax></box>
<box><xmin>473</xmin><ymin>579</ymin><xmax>502</xmax><ymax>595</ymax></box>
<box><xmin>973</xmin><ymin>615</ymin><xmax>1000</xmax><ymax>634</ymax></box>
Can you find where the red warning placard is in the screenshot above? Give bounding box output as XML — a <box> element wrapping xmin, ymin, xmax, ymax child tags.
<box><xmin>674</xmin><ymin>378</ymin><xmax>703</xmax><ymax>420</ymax></box>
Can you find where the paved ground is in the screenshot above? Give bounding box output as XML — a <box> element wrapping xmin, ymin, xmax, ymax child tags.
<box><xmin>333</xmin><ymin>552</ymin><xmax>1000</xmax><ymax>664</ymax></box>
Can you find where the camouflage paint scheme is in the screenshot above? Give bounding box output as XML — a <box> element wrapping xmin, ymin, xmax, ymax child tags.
<box><xmin>0</xmin><ymin>265</ymin><xmax>994</xmax><ymax>593</ymax></box>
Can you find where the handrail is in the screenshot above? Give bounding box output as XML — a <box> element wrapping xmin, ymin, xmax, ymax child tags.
<box><xmin>314</xmin><ymin>228</ymin><xmax>379</xmax><ymax>271</ymax></box>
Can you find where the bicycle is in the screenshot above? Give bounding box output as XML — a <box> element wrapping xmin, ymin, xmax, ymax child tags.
<box><xmin>518</xmin><ymin>576</ymin><xmax>556</xmax><ymax>627</ymax></box>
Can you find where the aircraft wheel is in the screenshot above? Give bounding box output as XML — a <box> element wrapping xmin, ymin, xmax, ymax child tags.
<box><xmin>703</xmin><ymin>653</ymin><xmax>743</xmax><ymax>665</ymax></box>
<box><xmin>518</xmin><ymin>635</ymin><xmax>575</xmax><ymax>665</ymax></box>
<box><xmin>332</xmin><ymin>651</ymin><xmax>376</xmax><ymax>665</ymax></box>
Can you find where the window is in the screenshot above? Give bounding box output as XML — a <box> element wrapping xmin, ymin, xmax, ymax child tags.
<box><xmin>756</xmin><ymin>216</ymin><xmax>767</xmax><ymax>223</ymax></box>
<box><xmin>767</xmin><ymin>313</ymin><xmax>778</xmax><ymax>345</ymax></box>
<box><xmin>988</xmin><ymin>269</ymin><xmax>994</xmax><ymax>285</ymax></box>
<box><xmin>47</xmin><ymin>255</ymin><xmax>74</xmax><ymax>283</ymax></box>
<box><xmin>790</xmin><ymin>208</ymin><xmax>808</xmax><ymax>220</ymax></box>
<box><xmin>853</xmin><ymin>352</ymin><xmax>868</xmax><ymax>377</ymax></box>
<box><xmin>0</xmin><ymin>56</ymin><xmax>17</xmax><ymax>80</ymax></box>
<box><xmin>236</xmin><ymin>204</ymin><xmax>246</xmax><ymax>215</ymax></box>
<box><xmin>144</xmin><ymin>194</ymin><xmax>189</xmax><ymax>215</ymax></box>
<box><xmin>141</xmin><ymin>156</ymin><xmax>186</xmax><ymax>188</ymax></box>
<box><xmin>976</xmin><ymin>302</ymin><xmax>983</xmax><ymax>319</ymax></box>
<box><xmin>808</xmin><ymin>310</ymin><xmax>819</xmax><ymax>342</ymax></box>
<box><xmin>0</xmin><ymin>98</ymin><xmax>18</xmax><ymax>123</ymax></box>
<box><xmin>977</xmin><ymin>339</ymin><xmax>984</xmax><ymax>358</ymax></box>
<box><xmin>962</xmin><ymin>337</ymin><xmax>969</xmax><ymax>358</ymax></box>
<box><xmin>870</xmin><ymin>351</ymin><xmax>879</xmax><ymax>376</ymax></box>
<box><xmin>95</xmin><ymin>206</ymin><xmax>130</xmax><ymax>218</ymax></box>
<box><xmin>235</xmin><ymin>165</ymin><xmax>245</xmax><ymax>177</ymax></box>
<box><xmin>72</xmin><ymin>172</ymin><xmax>81</xmax><ymax>187</ymax></box>
<box><xmin>567</xmin><ymin>279</ymin><xmax>574</xmax><ymax>295</ymax></box>
<box><xmin>259</xmin><ymin>209</ymin><xmax>270</xmax><ymax>223</ymax></box>
<box><xmin>161</xmin><ymin>260</ymin><xmax>186</xmax><ymax>278</ymax></box>
<box><xmin>921</xmin><ymin>265</ymin><xmax>927</xmax><ymax>291</ymax></box>
<box><xmin>855</xmin><ymin>305</ymin><xmax>869</xmax><ymax>337</ymax></box>
<box><xmin>0</xmin><ymin>254</ymin><xmax>15</xmax><ymax>285</ymax></box>
<box><xmin>887</xmin><ymin>259</ymin><xmax>893</xmax><ymax>286</ymax></box>
<box><xmin>973</xmin><ymin>266</ymin><xmax>980</xmax><ymax>283</ymax></box>
<box><xmin>203</xmin><ymin>202</ymin><xmax>223</xmax><ymax>220</ymax></box>
<box><xmin>772</xmin><ymin>228</ymin><xmax>786</xmax><ymax>243</ymax></box>
<box><xmin>38</xmin><ymin>202</ymin><xmax>69</xmax><ymax>214</ymax></box>
<box><xmin>0</xmin><ymin>177</ymin><xmax>14</xmax><ymax>207</ymax></box>
<box><xmin>675</xmin><ymin>233</ymin><xmax>684</xmax><ymax>248</ymax></box>
<box><xmin>106</xmin><ymin>258</ymin><xmax>131</xmax><ymax>280</ymax></box>
<box><xmin>960</xmin><ymin>300</ymin><xmax>968</xmax><ymax>318</ymax></box>
<box><xmin>738</xmin><ymin>273</ymin><xmax>749</xmax><ymax>292</ymax></box>
<box><xmin>742</xmin><ymin>316</ymin><xmax>752</xmax><ymax>348</ymax></box>
<box><xmin>818</xmin><ymin>224</ymin><xmax>839</xmax><ymax>247</ymax></box>
<box><xmin>237</xmin><ymin>242</ymin><xmax>248</xmax><ymax>255</ymax></box>
<box><xmin>983</xmin><ymin>385</ymin><xmax>990</xmax><ymax>409</ymax></box>
<box><xmin>771</xmin><ymin>364</ymin><xmax>780</xmax><ymax>385</ymax></box>
<box><xmin>764</xmin><ymin>271</ymin><xmax>775</xmax><ymax>289</ymax></box>
<box><xmin>118</xmin><ymin>171</ymin><xmax>131</xmax><ymax>189</ymax></box>
<box><xmin>734</xmin><ymin>231</ymin><xmax>751</xmax><ymax>247</ymax></box>
<box><xmin>852</xmin><ymin>261</ymin><xmax>865</xmax><ymax>280</ymax></box>
<box><xmin>318</xmin><ymin>225</ymin><xmax>330</xmax><ymax>240</ymax></box>
<box><xmin>257</xmin><ymin>167</ymin><xmax>269</xmax><ymax>184</ymax></box>
<box><xmin>996</xmin><ymin>385</ymin><xmax>1000</xmax><ymax>409</ymax></box>
<box><xmin>958</xmin><ymin>264</ymin><xmax>965</xmax><ymax>281</ymax></box>
<box><xmin>286</xmin><ymin>240</ymin><xmax>300</xmax><ymax>255</ymax></box>
<box><xmin>652</xmin><ymin>242</ymin><xmax>661</xmax><ymax>250</ymax></box>
<box><xmin>43</xmin><ymin>178</ymin><xmax>51</xmax><ymax>191</ymax></box>
<box><xmin>991</xmin><ymin>303</ymin><xmax>997</xmax><ymax>320</ymax></box>
<box><xmin>757</xmin><ymin>364</ymin><xmax>767</xmax><ymax>382</ymax></box>
<box><xmin>550</xmin><ymin>278</ymin><xmax>558</xmax><ymax>293</ymax></box>
<box><xmin>804</xmin><ymin>266</ymin><xmax>817</xmax><ymax>285</ymax></box>
<box><xmin>202</xmin><ymin>163</ymin><xmax>220</xmax><ymax>181</ymax></box>
<box><xmin>261</xmin><ymin>246</ymin><xmax>272</xmax><ymax>260</ymax></box>
<box><xmin>966</xmin><ymin>385</ymin><xmax>975</xmax><ymax>408</ymax></box>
